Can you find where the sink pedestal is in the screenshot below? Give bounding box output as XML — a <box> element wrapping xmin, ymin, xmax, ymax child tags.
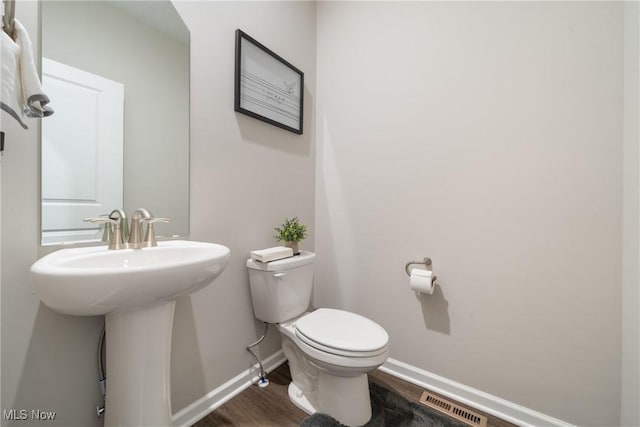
<box><xmin>30</xmin><ymin>240</ymin><xmax>231</xmax><ymax>425</ymax></box>
<box><xmin>104</xmin><ymin>301</ymin><xmax>176</xmax><ymax>427</ymax></box>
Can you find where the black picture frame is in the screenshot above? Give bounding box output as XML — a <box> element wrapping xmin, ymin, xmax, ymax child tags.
<box><xmin>234</xmin><ymin>29</ymin><xmax>304</xmax><ymax>135</ymax></box>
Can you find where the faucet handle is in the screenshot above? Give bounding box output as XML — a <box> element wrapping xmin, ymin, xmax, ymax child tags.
<box><xmin>83</xmin><ymin>217</ymin><xmax>118</xmax><ymax>225</ymax></box>
<box><xmin>141</xmin><ymin>217</ymin><xmax>170</xmax><ymax>248</ymax></box>
<box><xmin>82</xmin><ymin>217</ymin><xmax>126</xmax><ymax>250</ymax></box>
<box><xmin>142</xmin><ymin>217</ymin><xmax>170</xmax><ymax>224</ymax></box>
<box><xmin>83</xmin><ymin>217</ymin><xmax>115</xmax><ymax>242</ymax></box>
<box><xmin>97</xmin><ymin>214</ymin><xmax>113</xmax><ymax>241</ymax></box>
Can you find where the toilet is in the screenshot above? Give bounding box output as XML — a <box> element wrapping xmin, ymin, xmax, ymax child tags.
<box><xmin>246</xmin><ymin>251</ymin><xmax>389</xmax><ymax>426</ymax></box>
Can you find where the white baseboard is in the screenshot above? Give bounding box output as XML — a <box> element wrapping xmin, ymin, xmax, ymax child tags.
<box><xmin>172</xmin><ymin>353</ymin><xmax>572</xmax><ymax>427</ymax></box>
<box><xmin>380</xmin><ymin>358</ymin><xmax>574</xmax><ymax>427</ymax></box>
<box><xmin>172</xmin><ymin>350</ymin><xmax>287</xmax><ymax>427</ymax></box>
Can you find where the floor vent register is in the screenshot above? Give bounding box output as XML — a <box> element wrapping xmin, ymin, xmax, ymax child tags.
<box><xmin>419</xmin><ymin>391</ymin><xmax>488</xmax><ymax>427</ymax></box>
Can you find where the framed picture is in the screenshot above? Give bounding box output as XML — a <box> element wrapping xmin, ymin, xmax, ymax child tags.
<box><xmin>234</xmin><ymin>29</ymin><xmax>304</xmax><ymax>135</ymax></box>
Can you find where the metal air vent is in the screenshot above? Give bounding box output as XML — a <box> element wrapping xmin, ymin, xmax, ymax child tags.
<box><xmin>419</xmin><ymin>391</ymin><xmax>488</xmax><ymax>427</ymax></box>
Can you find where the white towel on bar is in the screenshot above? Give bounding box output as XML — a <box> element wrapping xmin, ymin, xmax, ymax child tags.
<box><xmin>1</xmin><ymin>28</ymin><xmax>25</xmax><ymax>128</ymax></box>
<box><xmin>1</xmin><ymin>18</ymin><xmax>53</xmax><ymax>129</ymax></box>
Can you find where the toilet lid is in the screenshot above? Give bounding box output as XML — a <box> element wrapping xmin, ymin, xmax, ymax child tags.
<box><xmin>295</xmin><ymin>308</ymin><xmax>389</xmax><ymax>355</ymax></box>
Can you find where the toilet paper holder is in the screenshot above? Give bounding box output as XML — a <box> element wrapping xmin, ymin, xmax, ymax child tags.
<box><xmin>405</xmin><ymin>257</ymin><xmax>437</xmax><ymax>283</ymax></box>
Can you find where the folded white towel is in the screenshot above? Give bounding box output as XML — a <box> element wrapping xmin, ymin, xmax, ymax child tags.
<box><xmin>1</xmin><ymin>19</ymin><xmax>53</xmax><ymax>130</ymax></box>
<box><xmin>250</xmin><ymin>246</ymin><xmax>294</xmax><ymax>263</ymax></box>
<box><xmin>1</xmin><ymin>29</ymin><xmax>25</xmax><ymax>128</ymax></box>
<box><xmin>14</xmin><ymin>20</ymin><xmax>53</xmax><ymax>119</ymax></box>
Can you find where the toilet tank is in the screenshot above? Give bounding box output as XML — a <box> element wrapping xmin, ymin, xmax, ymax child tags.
<box><xmin>246</xmin><ymin>251</ymin><xmax>315</xmax><ymax>323</ymax></box>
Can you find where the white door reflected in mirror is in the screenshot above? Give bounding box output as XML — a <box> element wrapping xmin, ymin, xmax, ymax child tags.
<box><xmin>42</xmin><ymin>58</ymin><xmax>124</xmax><ymax>244</ymax></box>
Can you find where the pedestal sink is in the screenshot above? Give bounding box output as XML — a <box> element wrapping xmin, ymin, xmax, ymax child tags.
<box><xmin>30</xmin><ymin>240</ymin><xmax>230</xmax><ymax>427</ymax></box>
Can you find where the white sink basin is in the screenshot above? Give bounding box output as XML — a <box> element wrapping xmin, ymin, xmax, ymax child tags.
<box><xmin>31</xmin><ymin>240</ymin><xmax>230</xmax><ymax>315</ymax></box>
<box><xmin>30</xmin><ymin>239</ymin><xmax>230</xmax><ymax>427</ymax></box>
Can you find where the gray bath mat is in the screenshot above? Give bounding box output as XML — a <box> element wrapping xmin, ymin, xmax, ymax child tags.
<box><xmin>300</xmin><ymin>381</ymin><xmax>469</xmax><ymax>427</ymax></box>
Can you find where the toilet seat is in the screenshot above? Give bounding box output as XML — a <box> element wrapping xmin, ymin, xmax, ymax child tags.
<box><xmin>294</xmin><ymin>308</ymin><xmax>389</xmax><ymax>358</ymax></box>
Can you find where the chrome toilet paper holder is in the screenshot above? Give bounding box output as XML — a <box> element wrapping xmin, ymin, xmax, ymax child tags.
<box><xmin>405</xmin><ymin>257</ymin><xmax>437</xmax><ymax>283</ymax></box>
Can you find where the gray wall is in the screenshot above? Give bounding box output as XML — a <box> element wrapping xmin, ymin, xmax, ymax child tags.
<box><xmin>315</xmin><ymin>2</ymin><xmax>625</xmax><ymax>426</ymax></box>
<box><xmin>1</xmin><ymin>1</ymin><xmax>316</xmax><ymax>425</ymax></box>
<box><xmin>2</xmin><ymin>2</ymin><xmax>638</xmax><ymax>427</ymax></box>
<box><xmin>1</xmin><ymin>4</ymin><xmax>104</xmax><ymax>427</ymax></box>
<box><xmin>622</xmin><ymin>1</ymin><xmax>640</xmax><ymax>425</ymax></box>
<box><xmin>170</xmin><ymin>1</ymin><xmax>317</xmax><ymax>413</ymax></box>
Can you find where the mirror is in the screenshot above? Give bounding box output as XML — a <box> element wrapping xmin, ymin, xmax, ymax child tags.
<box><xmin>41</xmin><ymin>0</ymin><xmax>189</xmax><ymax>245</ymax></box>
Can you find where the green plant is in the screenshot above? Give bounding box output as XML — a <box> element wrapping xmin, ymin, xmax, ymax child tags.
<box><xmin>274</xmin><ymin>217</ymin><xmax>308</xmax><ymax>243</ymax></box>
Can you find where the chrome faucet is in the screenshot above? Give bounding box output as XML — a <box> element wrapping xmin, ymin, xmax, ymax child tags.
<box><xmin>83</xmin><ymin>214</ymin><xmax>127</xmax><ymax>251</ymax></box>
<box><xmin>84</xmin><ymin>208</ymin><xmax>168</xmax><ymax>250</ymax></box>
<box><xmin>107</xmin><ymin>209</ymin><xmax>130</xmax><ymax>250</ymax></box>
<box><xmin>128</xmin><ymin>208</ymin><xmax>170</xmax><ymax>249</ymax></box>
<box><xmin>129</xmin><ymin>208</ymin><xmax>152</xmax><ymax>249</ymax></box>
<box><xmin>108</xmin><ymin>209</ymin><xmax>129</xmax><ymax>241</ymax></box>
<box><xmin>141</xmin><ymin>217</ymin><xmax>170</xmax><ymax>248</ymax></box>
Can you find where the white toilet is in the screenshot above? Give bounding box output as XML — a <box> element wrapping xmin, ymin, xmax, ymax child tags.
<box><xmin>246</xmin><ymin>251</ymin><xmax>390</xmax><ymax>426</ymax></box>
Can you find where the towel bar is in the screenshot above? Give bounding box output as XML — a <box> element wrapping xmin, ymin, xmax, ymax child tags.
<box><xmin>2</xmin><ymin>0</ymin><xmax>15</xmax><ymax>38</ymax></box>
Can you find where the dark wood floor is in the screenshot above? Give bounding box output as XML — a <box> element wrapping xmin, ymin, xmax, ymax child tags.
<box><xmin>192</xmin><ymin>363</ymin><xmax>517</xmax><ymax>427</ymax></box>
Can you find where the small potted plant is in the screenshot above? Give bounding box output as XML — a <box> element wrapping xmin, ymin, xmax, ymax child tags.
<box><xmin>274</xmin><ymin>217</ymin><xmax>307</xmax><ymax>255</ymax></box>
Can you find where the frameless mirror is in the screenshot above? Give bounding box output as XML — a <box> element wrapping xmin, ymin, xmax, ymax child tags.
<box><xmin>41</xmin><ymin>0</ymin><xmax>189</xmax><ymax>245</ymax></box>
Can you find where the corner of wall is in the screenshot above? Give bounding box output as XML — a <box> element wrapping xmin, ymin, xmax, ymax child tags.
<box><xmin>621</xmin><ymin>2</ymin><xmax>640</xmax><ymax>425</ymax></box>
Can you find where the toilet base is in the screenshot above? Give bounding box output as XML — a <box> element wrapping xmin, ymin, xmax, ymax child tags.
<box><xmin>288</xmin><ymin>373</ymin><xmax>372</xmax><ymax>427</ymax></box>
<box><xmin>288</xmin><ymin>382</ymin><xmax>317</xmax><ymax>415</ymax></box>
<box><xmin>317</xmin><ymin>371</ymin><xmax>371</xmax><ymax>426</ymax></box>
